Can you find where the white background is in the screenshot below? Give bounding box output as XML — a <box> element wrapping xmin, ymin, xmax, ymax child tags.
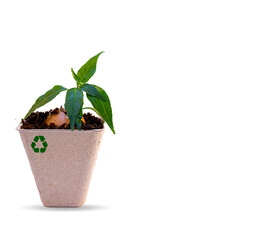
<box><xmin>0</xmin><ymin>0</ymin><xmax>276</xmax><ymax>239</ymax></box>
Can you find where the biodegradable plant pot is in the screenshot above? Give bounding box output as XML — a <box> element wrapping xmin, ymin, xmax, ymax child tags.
<box><xmin>17</xmin><ymin>126</ymin><xmax>104</xmax><ymax>207</ymax></box>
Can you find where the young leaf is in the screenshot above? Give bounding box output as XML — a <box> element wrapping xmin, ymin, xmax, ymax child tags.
<box><xmin>24</xmin><ymin>85</ymin><xmax>67</xmax><ymax>119</ymax></box>
<box><xmin>65</xmin><ymin>88</ymin><xmax>83</xmax><ymax>130</ymax></box>
<box><xmin>86</xmin><ymin>85</ymin><xmax>115</xmax><ymax>134</ymax></box>
<box><xmin>80</xmin><ymin>83</ymin><xmax>106</xmax><ymax>101</ymax></box>
<box><xmin>71</xmin><ymin>68</ymin><xmax>79</xmax><ymax>82</ymax></box>
<box><xmin>77</xmin><ymin>51</ymin><xmax>104</xmax><ymax>83</ymax></box>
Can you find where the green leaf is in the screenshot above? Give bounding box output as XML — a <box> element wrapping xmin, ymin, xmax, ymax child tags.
<box><xmin>80</xmin><ymin>83</ymin><xmax>106</xmax><ymax>101</ymax></box>
<box><xmin>65</xmin><ymin>88</ymin><xmax>84</xmax><ymax>130</ymax></box>
<box><xmin>86</xmin><ymin>85</ymin><xmax>115</xmax><ymax>134</ymax></box>
<box><xmin>77</xmin><ymin>51</ymin><xmax>104</xmax><ymax>83</ymax></box>
<box><xmin>71</xmin><ymin>68</ymin><xmax>79</xmax><ymax>82</ymax></box>
<box><xmin>24</xmin><ymin>85</ymin><xmax>67</xmax><ymax>119</ymax></box>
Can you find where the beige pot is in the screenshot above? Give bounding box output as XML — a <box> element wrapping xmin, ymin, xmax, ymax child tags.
<box><xmin>17</xmin><ymin>126</ymin><xmax>104</xmax><ymax>207</ymax></box>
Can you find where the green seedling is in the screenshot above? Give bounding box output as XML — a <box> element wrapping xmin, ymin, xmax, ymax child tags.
<box><xmin>25</xmin><ymin>52</ymin><xmax>115</xmax><ymax>133</ymax></box>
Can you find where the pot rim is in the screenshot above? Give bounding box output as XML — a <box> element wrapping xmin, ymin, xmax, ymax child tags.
<box><xmin>16</xmin><ymin>124</ymin><xmax>105</xmax><ymax>132</ymax></box>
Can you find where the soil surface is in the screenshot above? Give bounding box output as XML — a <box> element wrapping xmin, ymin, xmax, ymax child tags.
<box><xmin>21</xmin><ymin>107</ymin><xmax>104</xmax><ymax>130</ymax></box>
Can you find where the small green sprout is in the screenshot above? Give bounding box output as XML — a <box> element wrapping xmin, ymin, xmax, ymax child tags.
<box><xmin>24</xmin><ymin>52</ymin><xmax>115</xmax><ymax>133</ymax></box>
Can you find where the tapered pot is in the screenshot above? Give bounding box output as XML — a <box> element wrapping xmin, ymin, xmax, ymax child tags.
<box><xmin>17</xmin><ymin>126</ymin><xmax>104</xmax><ymax>207</ymax></box>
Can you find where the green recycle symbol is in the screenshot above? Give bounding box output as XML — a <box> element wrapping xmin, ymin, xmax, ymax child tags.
<box><xmin>31</xmin><ymin>136</ymin><xmax>48</xmax><ymax>153</ymax></box>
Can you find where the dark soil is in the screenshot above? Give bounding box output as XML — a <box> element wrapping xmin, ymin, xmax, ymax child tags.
<box><xmin>21</xmin><ymin>107</ymin><xmax>104</xmax><ymax>130</ymax></box>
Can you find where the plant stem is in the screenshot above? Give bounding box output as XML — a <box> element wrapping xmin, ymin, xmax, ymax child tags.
<box><xmin>83</xmin><ymin>107</ymin><xmax>102</xmax><ymax>119</ymax></box>
<box><xmin>77</xmin><ymin>81</ymin><xmax>83</xmax><ymax>88</ymax></box>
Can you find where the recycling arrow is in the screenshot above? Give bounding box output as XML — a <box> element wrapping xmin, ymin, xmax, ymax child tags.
<box><xmin>31</xmin><ymin>136</ymin><xmax>48</xmax><ymax>153</ymax></box>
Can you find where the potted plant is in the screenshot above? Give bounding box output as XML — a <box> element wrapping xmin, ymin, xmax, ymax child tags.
<box><xmin>17</xmin><ymin>52</ymin><xmax>115</xmax><ymax>207</ymax></box>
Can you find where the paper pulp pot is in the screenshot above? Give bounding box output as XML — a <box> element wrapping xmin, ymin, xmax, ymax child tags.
<box><xmin>17</xmin><ymin>126</ymin><xmax>104</xmax><ymax>207</ymax></box>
